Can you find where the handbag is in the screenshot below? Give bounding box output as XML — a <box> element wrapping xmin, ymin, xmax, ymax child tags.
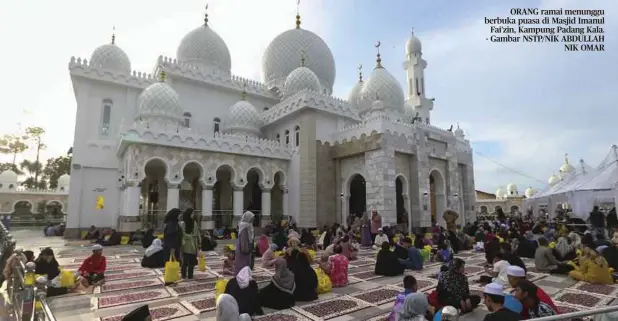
<box><xmin>164</xmin><ymin>253</ymin><xmax>180</xmax><ymax>283</ymax></box>
<box><xmin>198</xmin><ymin>253</ymin><xmax>206</xmax><ymax>272</ymax></box>
<box><xmin>314</xmin><ymin>268</ymin><xmax>332</xmax><ymax>294</ymax></box>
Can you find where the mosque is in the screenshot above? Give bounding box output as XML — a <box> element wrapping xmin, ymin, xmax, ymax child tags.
<box><xmin>64</xmin><ymin>7</ymin><xmax>475</xmax><ymax>237</ymax></box>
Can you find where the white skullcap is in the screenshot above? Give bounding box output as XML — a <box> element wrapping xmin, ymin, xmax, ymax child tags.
<box><xmin>483</xmin><ymin>282</ymin><xmax>505</xmax><ymax>296</ymax></box>
<box><xmin>378</xmin><ymin>228</ymin><xmax>383</xmax><ymax>232</ymax></box>
<box><xmin>92</xmin><ymin>244</ymin><xmax>103</xmax><ymax>251</ymax></box>
<box><xmin>506</xmin><ymin>265</ymin><xmax>526</xmax><ymax>277</ymax></box>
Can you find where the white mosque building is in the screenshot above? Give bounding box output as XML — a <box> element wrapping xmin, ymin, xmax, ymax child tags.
<box><xmin>64</xmin><ymin>8</ymin><xmax>476</xmax><ymax>237</ymax></box>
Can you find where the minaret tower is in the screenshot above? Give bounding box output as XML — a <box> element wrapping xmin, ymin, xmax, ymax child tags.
<box><xmin>403</xmin><ymin>29</ymin><xmax>433</xmax><ymax>124</ymax></box>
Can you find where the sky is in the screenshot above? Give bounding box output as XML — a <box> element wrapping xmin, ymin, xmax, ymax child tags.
<box><xmin>0</xmin><ymin>0</ymin><xmax>615</xmax><ymax>194</ymax></box>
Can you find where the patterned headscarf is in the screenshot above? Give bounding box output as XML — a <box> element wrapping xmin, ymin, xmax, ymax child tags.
<box><xmin>239</xmin><ymin>211</ymin><xmax>254</xmax><ymax>240</ymax></box>
<box><xmin>398</xmin><ymin>293</ymin><xmax>429</xmax><ymax>321</ymax></box>
<box><xmin>437</xmin><ymin>258</ymin><xmax>469</xmax><ymax>302</ymax></box>
<box><xmin>554</xmin><ymin>236</ymin><xmax>574</xmax><ymax>258</ymax></box>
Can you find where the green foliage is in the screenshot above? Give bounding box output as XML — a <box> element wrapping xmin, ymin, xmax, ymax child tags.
<box><xmin>20</xmin><ymin>159</ymin><xmax>46</xmax><ymax>189</ymax></box>
<box><xmin>0</xmin><ymin>134</ymin><xmax>29</xmax><ymax>164</ymax></box>
<box><xmin>43</xmin><ymin>156</ymin><xmax>72</xmax><ymax>189</ymax></box>
<box><xmin>0</xmin><ymin>162</ymin><xmax>23</xmax><ymax>175</ymax></box>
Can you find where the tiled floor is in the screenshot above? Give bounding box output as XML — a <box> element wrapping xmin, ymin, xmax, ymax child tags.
<box><xmin>4</xmin><ymin>231</ymin><xmax>618</xmax><ymax>321</ymax></box>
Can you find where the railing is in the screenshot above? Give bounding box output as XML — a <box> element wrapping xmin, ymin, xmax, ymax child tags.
<box><xmin>0</xmin><ymin>214</ymin><xmax>67</xmax><ymax>228</ymax></box>
<box><xmin>139</xmin><ymin>209</ymin><xmax>273</xmax><ymax>230</ymax></box>
<box><xmin>529</xmin><ymin>304</ymin><xmax>618</xmax><ymax>320</ymax></box>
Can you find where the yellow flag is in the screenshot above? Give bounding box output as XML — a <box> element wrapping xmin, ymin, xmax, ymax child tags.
<box><xmin>96</xmin><ymin>196</ymin><xmax>105</xmax><ymax>209</ymax></box>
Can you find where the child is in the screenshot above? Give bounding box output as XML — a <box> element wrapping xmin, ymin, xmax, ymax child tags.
<box><xmin>388</xmin><ymin>275</ymin><xmax>418</xmax><ymax>321</ymax></box>
<box><xmin>78</xmin><ymin>244</ymin><xmax>106</xmax><ymax>286</ymax></box>
<box><xmin>480</xmin><ymin>252</ymin><xmax>510</xmax><ymax>286</ymax></box>
<box><xmin>436</xmin><ymin>242</ymin><xmax>452</xmax><ymax>263</ymax></box>
<box><xmin>222</xmin><ymin>246</ymin><xmax>235</xmax><ymax>275</ymax></box>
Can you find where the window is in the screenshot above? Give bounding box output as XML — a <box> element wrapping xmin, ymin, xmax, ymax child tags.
<box><xmin>294</xmin><ymin>125</ymin><xmax>300</xmax><ymax>147</ymax></box>
<box><xmin>183</xmin><ymin>112</ymin><xmax>192</xmax><ymax>128</ymax></box>
<box><xmin>101</xmin><ymin>99</ymin><xmax>112</xmax><ymax>135</ymax></box>
<box><xmin>213</xmin><ymin>118</ymin><xmax>221</xmax><ymax>135</ymax></box>
<box><xmin>414</xmin><ymin>78</ymin><xmax>419</xmax><ymax>96</ymax></box>
<box><xmin>421</xmin><ymin>77</ymin><xmax>425</xmax><ymax>95</ymax></box>
<box><xmin>8</xmin><ymin>184</ymin><xmax>14</xmax><ymax>190</ymax></box>
<box><xmin>426</xmin><ymin>118</ymin><xmax>430</xmax><ymax>124</ymax></box>
<box><xmin>284</xmin><ymin>130</ymin><xmax>290</xmax><ymax>145</ymax></box>
<box><xmin>276</xmin><ymin>133</ymin><xmax>280</xmax><ymax>143</ymax></box>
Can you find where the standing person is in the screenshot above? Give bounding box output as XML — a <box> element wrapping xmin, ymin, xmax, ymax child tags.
<box><xmin>514</xmin><ymin>280</ymin><xmax>558</xmax><ymax>318</ymax></box>
<box><xmin>482</xmin><ymin>283</ymin><xmax>522</xmax><ymax>321</ymax></box>
<box><xmin>590</xmin><ymin>206</ymin><xmax>606</xmax><ymax>240</ymax></box>
<box><xmin>607</xmin><ymin>207</ymin><xmax>617</xmax><ymax>239</ymax></box>
<box><xmin>371</xmin><ymin>209</ymin><xmax>382</xmax><ymax>243</ymax></box>
<box><xmin>180</xmin><ymin>208</ymin><xmax>201</xmax><ymax>279</ymax></box>
<box><xmin>235</xmin><ymin>211</ymin><xmax>255</xmax><ymax>274</ymax></box>
<box><xmin>163</xmin><ymin>208</ymin><xmax>183</xmax><ymax>260</ymax></box>
<box><xmin>360</xmin><ymin>212</ymin><xmax>372</xmax><ymax>247</ymax></box>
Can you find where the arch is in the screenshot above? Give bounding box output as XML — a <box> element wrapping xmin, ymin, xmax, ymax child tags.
<box><xmin>395</xmin><ymin>174</ymin><xmax>409</xmax><ymax>195</ymax></box>
<box><xmin>294</xmin><ymin>125</ymin><xmax>300</xmax><ymax>147</ymax></box>
<box><xmin>284</xmin><ymin>130</ymin><xmax>290</xmax><ymax>145</ymax></box>
<box><xmin>46</xmin><ymin>200</ymin><xmax>64</xmax><ymax>215</ymax></box>
<box><xmin>245</xmin><ymin>167</ymin><xmax>265</xmax><ymax>186</ymax></box>
<box><xmin>215</xmin><ymin>164</ymin><xmax>236</xmax><ymax>183</ymax></box>
<box><xmin>480</xmin><ymin>205</ymin><xmax>488</xmax><ymax>214</ymax></box>
<box><xmin>347</xmin><ymin>174</ymin><xmax>366</xmax><ymax>218</ymax></box>
<box><xmin>395</xmin><ymin>175</ymin><xmax>407</xmax><ymax>225</ymax></box>
<box><xmin>273</xmin><ymin>171</ymin><xmax>286</xmax><ymax>187</ymax></box>
<box><xmin>494</xmin><ymin>206</ymin><xmax>503</xmax><ymax>213</ymax></box>
<box><xmin>510</xmin><ymin>205</ymin><xmax>519</xmax><ymax>213</ymax></box>
<box><xmin>183</xmin><ymin>112</ymin><xmax>192</xmax><ymax>127</ymax></box>
<box><xmin>276</xmin><ymin>133</ymin><xmax>281</xmax><ymax>143</ymax></box>
<box><xmin>244</xmin><ymin>168</ymin><xmax>263</xmax><ymax>226</ymax></box>
<box><xmin>213</xmin><ymin>117</ymin><xmax>221</xmax><ymax>134</ymax></box>
<box><xmin>181</xmin><ymin>161</ymin><xmax>204</xmax><ymax>181</ymax></box>
<box><xmin>429</xmin><ymin>169</ymin><xmax>446</xmax><ymax>227</ymax></box>
<box><xmin>142</xmin><ymin>157</ymin><xmax>170</xmax><ymax>182</ymax></box>
<box><xmin>12</xmin><ymin>200</ymin><xmax>34</xmax><ymax>213</ymax></box>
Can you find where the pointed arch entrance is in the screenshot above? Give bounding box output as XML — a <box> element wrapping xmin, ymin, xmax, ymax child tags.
<box><xmin>429</xmin><ymin>170</ymin><xmax>446</xmax><ymax>226</ymax></box>
<box><xmin>348</xmin><ymin>174</ymin><xmax>366</xmax><ymax>219</ymax></box>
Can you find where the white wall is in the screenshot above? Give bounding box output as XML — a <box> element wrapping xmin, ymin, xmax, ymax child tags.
<box><xmin>263</xmin><ymin>116</ymin><xmax>300</xmax><ymax>145</ymax></box>
<box><xmin>67</xmin><ymin>167</ymin><xmax>119</xmax><ymax>228</ymax></box>
<box><xmin>287</xmin><ymin>150</ymin><xmax>300</xmax><ymax>223</ymax></box>
<box><xmin>315</xmin><ymin>113</ymin><xmax>339</xmax><ymax>143</ymax></box>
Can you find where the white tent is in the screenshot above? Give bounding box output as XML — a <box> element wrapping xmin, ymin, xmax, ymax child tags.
<box><xmin>525</xmin><ymin>145</ymin><xmax>618</xmax><ymax>219</ymax></box>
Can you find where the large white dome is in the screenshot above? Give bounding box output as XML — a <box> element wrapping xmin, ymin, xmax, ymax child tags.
<box><xmin>262</xmin><ymin>17</ymin><xmax>335</xmax><ymax>94</ymax></box>
<box><xmin>283</xmin><ymin>64</ymin><xmax>321</xmax><ymax>98</ymax></box>
<box><xmin>90</xmin><ymin>35</ymin><xmax>131</xmax><ymax>74</ymax></box>
<box><xmin>176</xmin><ymin>14</ymin><xmax>231</xmax><ymax>74</ymax></box>
<box><xmin>222</xmin><ymin>94</ymin><xmax>262</xmax><ymax>137</ymax></box>
<box><xmin>358</xmin><ymin>60</ymin><xmax>405</xmax><ymax>116</ymax></box>
<box><xmin>135</xmin><ymin>72</ymin><xmax>183</xmax><ymax>126</ymax></box>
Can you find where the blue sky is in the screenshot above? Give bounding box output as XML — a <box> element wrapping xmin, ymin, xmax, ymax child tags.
<box><xmin>0</xmin><ymin>0</ymin><xmax>614</xmax><ymax>194</ymax></box>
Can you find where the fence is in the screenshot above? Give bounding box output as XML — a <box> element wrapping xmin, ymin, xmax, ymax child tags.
<box><xmin>139</xmin><ymin>209</ymin><xmax>273</xmax><ymax>230</ymax></box>
<box><xmin>1</xmin><ymin>214</ymin><xmax>67</xmax><ymax>229</ymax></box>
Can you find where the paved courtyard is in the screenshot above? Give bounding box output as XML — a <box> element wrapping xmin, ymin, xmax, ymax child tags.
<box><xmin>6</xmin><ymin>231</ymin><xmax>618</xmax><ymax>321</ymax></box>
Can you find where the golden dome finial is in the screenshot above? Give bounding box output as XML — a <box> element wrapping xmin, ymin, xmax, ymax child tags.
<box><xmin>204</xmin><ymin>4</ymin><xmax>209</xmax><ymax>26</ymax></box>
<box><xmin>358</xmin><ymin>64</ymin><xmax>363</xmax><ymax>82</ymax></box>
<box><xmin>111</xmin><ymin>26</ymin><xmax>116</xmax><ymax>44</ymax></box>
<box><xmin>159</xmin><ymin>67</ymin><xmax>166</xmax><ymax>82</ymax></box>
<box><xmin>241</xmin><ymin>82</ymin><xmax>247</xmax><ymax>100</ymax></box>
<box><xmin>375</xmin><ymin>41</ymin><xmax>383</xmax><ymax>68</ymax></box>
<box><xmin>295</xmin><ymin>0</ymin><xmax>301</xmax><ymax>29</ymax></box>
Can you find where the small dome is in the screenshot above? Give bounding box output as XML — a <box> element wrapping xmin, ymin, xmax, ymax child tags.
<box><xmin>454</xmin><ymin>125</ymin><xmax>464</xmax><ymax>139</ymax></box>
<box><xmin>348</xmin><ymin>80</ymin><xmax>364</xmax><ymax>107</ymax></box>
<box><xmin>0</xmin><ymin>170</ymin><xmax>18</xmax><ymax>183</ymax></box>
<box><xmin>358</xmin><ymin>64</ymin><xmax>405</xmax><ymax>116</ymax></box>
<box><xmin>406</xmin><ymin>31</ymin><xmax>422</xmax><ymax>54</ymax></box>
<box><xmin>283</xmin><ymin>64</ymin><xmax>321</xmax><ymax>98</ymax></box>
<box><xmin>506</xmin><ymin>183</ymin><xmax>518</xmax><ymax>192</ymax></box>
<box><xmin>548</xmin><ymin>174</ymin><xmax>559</xmax><ymax>186</ymax></box>
<box><xmin>560</xmin><ymin>154</ymin><xmax>575</xmax><ymax>174</ymax></box>
<box><xmin>58</xmin><ymin>174</ymin><xmax>70</xmax><ymax>187</ymax></box>
<box><xmin>222</xmin><ymin>95</ymin><xmax>262</xmax><ymax>137</ymax></box>
<box><xmin>177</xmin><ymin>19</ymin><xmax>231</xmax><ymax>74</ymax></box>
<box><xmin>90</xmin><ymin>36</ymin><xmax>131</xmax><ymax>74</ymax></box>
<box><xmin>135</xmin><ymin>72</ymin><xmax>183</xmax><ymax>126</ymax></box>
<box><xmin>495</xmin><ymin>187</ymin><xmax>505</xmax><ymax>199</ymax></box>
<box><xmin>524</xmin><ymin>187</ymin><xmax>536</xmax><ymax>198</ymax></box>
<box><xmin>262</xmin><ymin>18</ymin><xmax>336</xmax><ymax>93</ymax></box>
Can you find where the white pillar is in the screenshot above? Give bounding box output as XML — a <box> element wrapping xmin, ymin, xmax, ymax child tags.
<box><xmin>167</xmin><ymin>184</ymin><xmax>180</xmax><ymax>211</ymax></box>
<box><xmin>201</xmin><ymin>186</ymin><xmax>214</xmax><ymax>230</ymax></box>
<box><xmin>124</xmin><ymin>186</ymin><xmax>141</xmax><ymax>216</ymax></box>
<box><xmin>282</xmin><ymin>188</ymin><xmax>289</xmax><ymax>220</ymax></box>
<box><xmin>233</xmin><ymin>188</ymin><xmax>244</xmax><ymax>218</ymax></box>
<box><xmin>261</xmin><ymin>188</ymin><xmax>271</xmax><ymax>227</ymax></box>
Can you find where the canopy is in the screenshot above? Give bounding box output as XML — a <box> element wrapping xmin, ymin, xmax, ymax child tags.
<box><xmin>524</xmin><ymin>145</ymin><xmax>618</xmax><ymax>219</ymax></box>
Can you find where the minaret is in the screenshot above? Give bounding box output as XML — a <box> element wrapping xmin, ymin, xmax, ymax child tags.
<box><xmin>403</xmin><ymin>28</ymin><xmax>433</xmax><ymax>124</ymax></box>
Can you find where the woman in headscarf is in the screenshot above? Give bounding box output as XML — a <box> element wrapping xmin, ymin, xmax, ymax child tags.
<box><xmin>553</xmin><ymin>235</ymin><xmax>576</xmax><ymax>261</ymax></box>
<box><xmin>322</xmin><ymin>244</ymin><xmax>349</xmax><ymax>287</ymax></box>
<box><xmin>163</xmin><ymin>208</ymin><xmax>183</xmax><ymax>260</ymax></box>
<box><xmin>141</xmin><ymin>238</ymin><xmax>166</xmax><ymax>268</ymax></box>
<box><xmin>300</xmin><ymin>228</ymin><xmax>315</xmax><ymax>249</ymax></box>
<box><xmin>582</xmin><ymin>231</ymin><xmax>596</xmax><ymax>249</ymax></box>
<box><xmin>397</xmin><ymin>293</ymin><xmax>429</xmax><ymax>321</ymax></box>
<box><xmin>35</xmin><ymin>248</ymin><xmax>68</xmax><ymax>297</ymax></box>
<box><xmin>201</xmin><ymin>230</ymin><xmax>217</xmax><ymax>251</ymax></box>
<box><xmin>121</xmin><ymin>305</ymin><xmax>151</xmax><ymax>321</ymax></box>
<box><xmin>235</xmin><ymin>211</ymin><xmax>255</xmax><ymax>273</ymax></box>
<box><xmin>515</xmin><ymin>231</ymin><xmax>537</xmax><ymax>258</ymax></box>
<box><xmin>215</xmin><ymin>294</ymin><xmax>251</xmax><ymax>321</ymax></box>
<box><xmin>603</xmin><ymin>235</ymin><xmax>618</xmax><ymax>270</ymax></box>
<box><xmin>257</xmin><ymin>234</ymin><xmax>270</xmax><ymax>257</ymax></box>
<box><xmin>259</xmin><ymin>258</ymin><xmax>296</xmax><ymax>309</ymax></box>
<box><xmin>141</xmin><ymin>228</ymin><xmax>155</xmax><ymax>249</ymax></box>
<box><xmin>288</xmin><ymin>249</ymin><xmax>318</xmax><ymax>301</ymax></box>
<box><xmin>224</xmin><ymin>266</ymin><xmax>263</xmax><ymax>316</ymax></box>
<box><xmin>273</xmin><ymin>226</ymin><xmax>287</xmax><ymax>251</ymax></box>
<box><xmin>436</xmin><ymin>258</ymin><xmax>481</xmax><ymax>313</ymax></box>
<box><xmin>261</xmin><ymin>244</ymin><xmax>278</xmax><ymax>269</ymax></box>
<box><xmin>375</xmin><ymin>241</ymin><xmax>404</xmax><ymax>276</ymax></box>
<box><xmin>568</xmin><ymin>232</ymin><xmax>582</xmax><ymax>247</ymax></box>
<box><xmin>180</xmin><ymin>208</ymin><xmax>201</xmax><ymax>279</ymax></box>
<box><xmin>360</xmin><ymin>212</ymin><xmax>372</xmax><ymax>247</ymax></box>
<box><xmin>340</xmin><ymin>235</ymin><xmax>358</xmax><ymax>260</ymax></box>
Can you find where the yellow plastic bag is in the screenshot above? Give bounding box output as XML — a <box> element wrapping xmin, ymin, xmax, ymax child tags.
<box><xmin>274</xmin><ymin>251</ymin><xmax>283</xmax><ymax>257</ymax></box>
<box><xmin>215</xmin><ymin>279</ymin><xmax>229</xmax><ymax>299</ymax></box>
<box><xmin>307</xmin><ymin>249</ymin><xmax>316</xmax><ymax>261</ymax></box>
<box><xmin>314</xmin><ymin>268</ymin><xmax>332</xmax><ymax>294</ymax></box>
<box><xmin>548</xmin><ymin>241</ymin><xmax>556</xmax><ymax>249</ymax></box>
<box><xmin>198</xmin><ymin>253</ymin><xmax>206</xmax><ymax>272</ymax></box>
<box><xmin>120</xmin><ymin>236</ymin><xmax>130</xmax><ymax>245</ymax></box>
<box><xmin>164</xmin><ymin>253</ymin><xmax>180</xmax><ymax>283</ymax></box>
<box><xmin>231</xmin><ymin>232</ymin><xmax>237</xmax><ymax>240</ymax></box>
<box><xmin>393</xmin><ymin>236</ymin><xmax>399</xmax><ymax>244</ymax></box>
<box><xmin>497</xmin><ymin>236</ymin><xmax>504</xmax><ymax>243</ymax></box>
<box><xmin>80</xmin><ymin>231</ymin><xmax>88</xmax><ymax>239</ymax></box>
<box><xmin>60</xmin><ymin>269</ymin><xmax>75</xmax><ymax>288</ymax></box>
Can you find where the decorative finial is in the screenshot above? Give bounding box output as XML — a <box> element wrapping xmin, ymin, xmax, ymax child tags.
<box><xmin>295</xmin><ymin>0</ymin><xmax>301</xmax><ymax>29</ymax></box>
<box><xmin>564</xmin><ymin>153</ymin><xmax>569</xmax><ymax>164</ymax></box>
<box><xmin>375</xmin><ymin>91</ymin><xmax>380</xmax><ymax>101</ymax></box>
<box><xmin>410</xmin><ymin>27</ymin><xmax>414</xmax><ymax>36</ymax></box>
<box><xmin>111</xmin><ymin>26</ymin><xmax>116</xmax><ymax>44</ymax></box>
<box><xmin>456</xmin><ymin>122</ymin><xmax>460</xmax><ymax>129</ymax></box>
<box><xmin>241</xmin><ymin>82</ymin><xmax>247</xmax><ymax>100</ymax></box>
<box><xmin>300</xmin><ymin>50</ymin><xmax>305</xmax><ymax>67</ymax></box>
<box><xmin>204</xmin><ymin>4</ymin><xmax>209</xmax><ymax>26</ymax></box>
<box><xmin>358</xmin><ymin>64</ymin><xmax>363</xmax><ymax>82</ymax></box>
<box><xmin>375</xmin><ymin>41</ymin><xmax>382</xmax><ymax>68</ymax></box>
<box><xmin>159</xmin><ymin>67</ymin><xmax>166</xmax><ymax>82</ymax></box>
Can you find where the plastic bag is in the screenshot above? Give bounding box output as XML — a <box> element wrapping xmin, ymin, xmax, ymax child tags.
<box><xmin>215</xmin><ymin>278</ymin><xmax>229</xmax><ymax>299</ymax></box>
<box><xmin>420</xmin><ymin>248</ymin><xmax>431</xmax><ymax>263</ymax></box>
<box><xmin>120</xmin><ymin>236</ymin><xmax>130</xmax><ymax>245</ymax></box>
<box><xmin>548</xmin><ymin>241</ymin><xmax>556</xmax><ymax>249</ymax></box>
<box><xmin>198</xmin><ymin>253</ymin><xmax>206</xmax><ymax>272</ymax></box>
<box><xmin>274</xmin><ymin>251</ymin><xmax>283</xmax><ymax>257</ymax></box>
<box><xmin>314</xmin><ymin>268</ymin><xmax>332</xmax><ymax>294</ymax></box>
<box><xmin>231</xmin><ymin>232</ymin><xmax>237</xmax><ymax>240</ymax></box>
<box><xmin>60</xmin><ymin>269</ymin><xmax>75</xmax><ymax>288</ymax></box>
<box><xmin>307</xmin><ymin>249</ymin><xmax>316</xmax><ymax>261</ymax></box>
<box><xmin>164</xmin><ymin>253</ymin><xmax>180</xmax><ymax>283</ymax></box>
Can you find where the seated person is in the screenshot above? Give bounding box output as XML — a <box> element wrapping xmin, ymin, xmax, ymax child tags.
<box><xmin>261</xmin><ymin>244</ymin><xmax>278</xmax><ymax>269</ymax></box>
<box><xmin>224</xmin><ymin>267</ymin><xmax>263</xmax><ymax>316</ymax></box>
<box><xmin>534</xmin><ymin>237</ymin><xmax>573</xmax><ymax>274</ymax></box>
<box><xmin>389</xmin><ymin>275</ymin><xmax>418</xmax><ymax>320</ymax></box>
<box><xmin>436</xmin><ymin>258</ymin><xmax>481</xmax><ymax>313</ymax></box>
<box><xmin>214</xmin><ymin>228</ymin><xmax>225</xmax><ymax>239</ymax></box>
<box><xmin>44</xmin><ymin>223</ymin><xmax>56</xmax><ymax>237</ymax></box>
<box><xmin>97</xmin><ymin>229</ymin><xmax>121</xmax><ymax>246</ymax></box>
<box><xmin>223</xmin><ymin>247</ymin><xmax>236</xmax><ymax>276</ymax></box>
<box><xmin>480</xmin><ymin>253</ymin><xmax>510</xmax><ymax>287</ymax></box>
<box><xmin>500</xmin><ymin>243</ymin><xmax>527</xmax><ymax>273</ymax></box>
<box><xmin>397</xmin><ymin>293</ymin><xmax>429</xmax><ymax>321</ymax></box>
<box><xmin>35</xmin><ymin>248</ymin><xmax>68</xmax><ymax>297</ymax></box>
<box><xmin>372</xmin><ymin>228</ymin><xmax>390</xmax><ymax>250</ymax></box>
<box><xmin>321</xmin><ymin>244</ymin><xmax>349</xmax><ymax>287</ymax></box>
<box><xmin>288</xmin><ymin>249</ymin><xmax>318</xmax><ymax>302</ymax></box>
<box><xmin>120</xmin><ymin>305</ymin><xmax>151</xmax><ymax>321</ymax></box>
<box><xmin>398</xmin><ymin>237</ymin><xmax>423</xmax><ymax>270</ymax></box>
<box><xmin>514</xmin><ymin>280</ymin><xmax>558</xmax><ymax>318</ymax></box>
<box><xmin>55</xmin><ymin>223</ymin><xmax>66</xmax><ymax>236</ymax></box>
<box><xmin>84</xmin><ymin>225</ymin><xmax>100</xmax><ymax>241</ymax></box>
<box><xmin>436</xmin><ymin>242</ymin><xmax>453</xmax><ymax>263</ymax></box>
<box><xmin>141</xmin><ymin>228</ymin><xmax>155</xmax><ymax>249</ymax></box>
<box><xmin>552</xmin><ymin>236</ymin><xmax>577</xmax><ymax>262</ymax></box>
<box><xmin>259</xmin><ymin>258</ymin><xmax>296</xmax><ymax>310</ymax></box>
<box><xmin>78</xmin><ymin>244</ymin><xmax>106</xmax><ymax>286</ymax></box>
<box><xmin>506</xmin><ymin>266</ymin><xmax>557</xmax><ymax>319</ymax></box>
<box><xmin>141</xmin><ymin>239</ymin><xmax>166</xmax><ymax>268</ymax></box>
<box><xmin>515</xmin><ymin>233</ymin><xmax>537</xmax><ymax>258</ymax></box>
<box><xmin>482</xmin><ymin>283</ymin><xmax>522</xmax><ymax>321</ymax></box>
<box><xmin>393</xmin><ymin>237</ymin><xmax>411</xmax><ymax>260</ymax></box>
<box><xmin>375</xmin><ymin>241</ymin><xmax>404</xmax><ymax>276</ymax></box>
<box><xmin>201</xmin><ymin>231</ymin><xmax>217</xmax><ymax>251</ymax></box>
<box><xmin>340</xmin><ymin>235</ymin><xmax>358</xmax><ymax>260</ymax></box>
<box><xmin>569</xmin><ymin>247</ymin><xmax>613</xmax><ymax>284</ymax></box>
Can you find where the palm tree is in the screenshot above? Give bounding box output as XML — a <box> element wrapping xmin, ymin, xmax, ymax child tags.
<box><xmin>20</xmin><ymin>160</ymin><xmax>46</xmax><ymax>189</ymax></box>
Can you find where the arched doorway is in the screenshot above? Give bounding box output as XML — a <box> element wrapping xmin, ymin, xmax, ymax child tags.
<box><xmin>213</xmin><ymin>165</ymin><xmax>234</xmax><ymax>229</ymax></box>
<box><xmin>480</xmin><ymin>206</ymin><xmax>488</xmax><ymax>214</ymax></box>
<box><xmin>396</xmin><ymin>177</ymin><xmax>406</xmax><ymax>224</ymax></box>
<box><xmin>12</xmin><ymin>200</ymin><xmax>33</xmax><ymax>215</ymax></box>
<box><xmin>271</xmin><ymin>172</ymin><xmax>284</xmax><ymax>223</ymax></box>
<box><xmin>141</xmin><ymin>158</ymin><xmax>167</xmax><ymax>228</ymax></box>
<box><xmin>244</xmin><ymin>168</ymin><xmax>263</xmax><ymax>227</ymax></box>
<box><xmin>349</xmin><ymin>174</ymin><xmax>366</xmax><ymax>218</ymax></box>
<box><xmin>429</xmin><ymin>170</ymin><xmax>446</xmax><ymax>227</ymax></box>
<box><xmin>46</xmin><ymin>201</ymin><xmax>63</xmax><ymax>217</ymax></box>
<box><xmin>180</xmin><ymin>162</ymin><xmax>203</xmax><ymax>212</ymax></box>
<box><xmin>510</xmin><ymin>205</ymin><xmax>519</xmax><ymax>214</ymax></box>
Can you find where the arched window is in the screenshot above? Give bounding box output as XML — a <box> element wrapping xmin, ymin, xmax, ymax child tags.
<box><xmin>276</xmin><ymin>133</ymin><xmax>280</xmax><ymax>143</ymax></box>
<box><xmin>183</xmin><ymin>112</ymin><xmax>192</xmax><ymax>128</ymax></box>
<box><xmin>284</xmin><ymin>130</ymin><xmax>290</xmax><ymax>145</ymax></box>
<box><xmin>421</xmin><ymin>77</ymin><xmax>425</xmax><ymax>95</ymax></box>
<box><xmin>213</xmin><ymin>117</ymin><xmax>221</xmax><ymax>135</ymax></box>
<box><xmin>101</xmin><ymin>99</ymin><xmax>112</xmax><ymax>135</ymax></box>
<box><xmin>294</xmin><ymin>125</ymin><xmax>300</xmax><ymax>147</ymax></box>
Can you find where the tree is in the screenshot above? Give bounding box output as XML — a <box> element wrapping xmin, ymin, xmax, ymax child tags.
<box><xmin>0</xmin><ymin>162</ymin><xmax>23</xmax><ymax>175</ymax></box>
<box><xmin>20</xmin><ymin>159</ymin><xmax>46</xmax><ymax>189</ymax></box>
<box><xmin>43</xmin><ymin>155</ymin><xmax>72</xmax><ymax>189</ymax></box>
<box><xmin>0</xmin><ymin>133</ymin><xmax>29</xmax><ymax>165</ymax></box>
<box><xmin>25</xmin><ymin>127</ymin><xmax>46</xmax><ymax>188</ymax></box>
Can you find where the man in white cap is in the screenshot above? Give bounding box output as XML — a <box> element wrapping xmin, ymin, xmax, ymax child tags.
<box><xmin>482</xmin><ymin>283</ymin><xmax>522</xmax><ymax>321</ymax></box>
<box><xmin>506</xmin><ymin>265</ymin><xmax>558</xmax><ymax>319</ymax></box>
<box><xmin>372</xmin><ymin>228</ymin><xmax>389</xmax><ymax>250</ymax></box>
<box><xmin>78</xmin><ymin>244</ymin><xmax>107</xmax><ymax>286</ymax></box>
